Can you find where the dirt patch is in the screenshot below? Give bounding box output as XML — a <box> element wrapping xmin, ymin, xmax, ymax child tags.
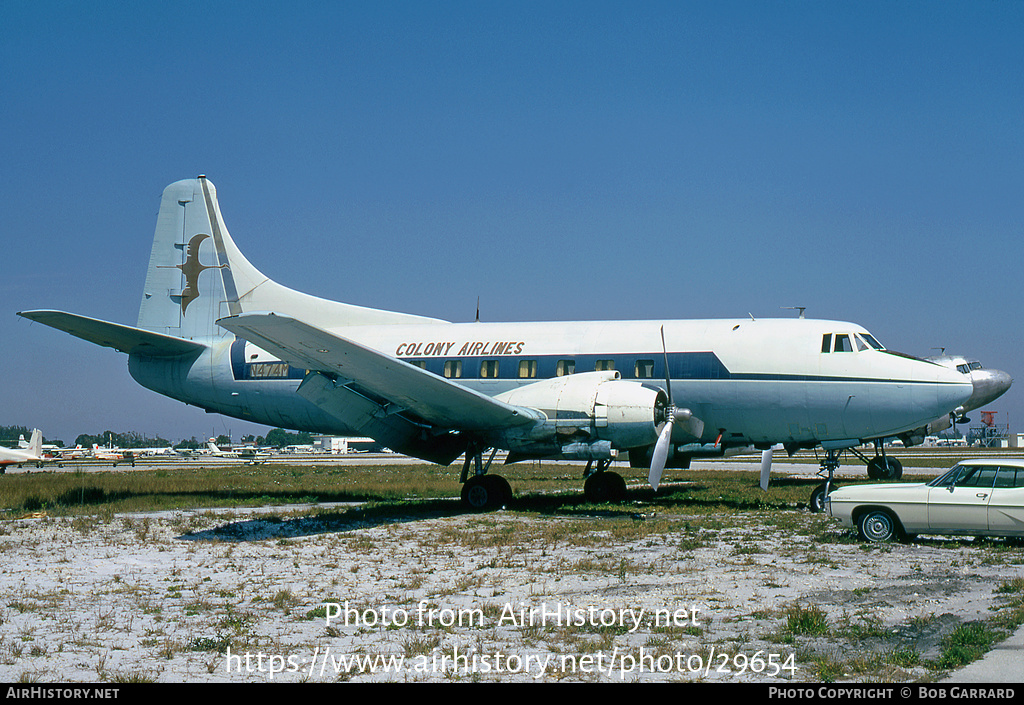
<box><xmin>0</xmin><ymin>503</ymin><xmax>1021</xmax><ymax>682</ymax></box>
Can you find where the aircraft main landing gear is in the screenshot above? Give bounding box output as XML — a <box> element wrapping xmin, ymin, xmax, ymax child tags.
<box><xmin>459</xmin><ymin>445</ymin><xmax>511</xmax><ymax>511</ymax></box>
<box><xmin>582</xmin><ymin>459</ymin><xmax>626</xmax><ymax>503</ymax></box>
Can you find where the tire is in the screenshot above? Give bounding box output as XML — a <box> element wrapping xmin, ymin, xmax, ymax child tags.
<box><xmin>867</xmin><ymin>456</ymin><xmax>903</xmax><ymax>481</ymax></box>
<box><xmin>810</xmin><ymin>483</ymin><xmax>834</xmax><ymax>513</ymax></box>
<box><xmin>489</xmin><ymin>475</ymin><xmax>513</xmax><ymax>507</ymax></box>
<box><xmin>584</xmin><ymin>472</ymin><xmax>627</xmax><ymax>503</ymax></box>
<box><xmin>461</xmin><ymin>475</ymin><xmax>511</xmax><ymax>511</ymax></box>
<box><xmin>857</xmin><ymin>509</ymin><xmax>898</xmax><ymax>542</ymax></box>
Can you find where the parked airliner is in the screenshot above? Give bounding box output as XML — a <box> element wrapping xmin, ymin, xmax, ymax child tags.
<box><xmin>18</xmin><ymin>177</ymin><xmax>1008</xmax><ymax>509</ymax></box>
<box><xmin>0</xmin><ymin>429</ymin><xmax>47</xmax><ymax>470</ymax></box>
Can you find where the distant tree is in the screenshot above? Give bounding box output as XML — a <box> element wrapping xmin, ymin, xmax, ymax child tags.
<box><xmin>215</xmin><ymin>434</ymin><xmax>232</xmax><ymax>446</ymax></box>
<box><xmin>73</xmin><ymin>430</ymin><xmax>172</xmax><ymax>449</ymax></box>
<box><xmin>264</xmin><ymin>428</ymin><xmax>314</xmax><ymax>448</ymax></box>
<box><xmin>0</xmin><ymin>426</ymin><xmax>32</xmax><ymax>443</ymax></box>
<box><xmin>174</xmin><ymin>436</ymin><xmax>201</xmax><ymax>450</ymax></box>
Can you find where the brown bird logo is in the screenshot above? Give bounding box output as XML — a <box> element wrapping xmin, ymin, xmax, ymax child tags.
<box><xmin>160</xmin><ymin>233</ymin><xmax>227</xmax><ymax>315</ymax></box>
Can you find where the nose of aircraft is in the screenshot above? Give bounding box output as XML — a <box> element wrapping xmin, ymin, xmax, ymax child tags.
<box><xmin>966</xmin><ymin>368</ymin><xmax>1013</xmax><ymax>412</ymax></box>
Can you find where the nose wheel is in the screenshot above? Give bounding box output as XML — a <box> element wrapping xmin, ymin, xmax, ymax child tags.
<box><xmin>810</xmin><ymin>449</ymin><xmax>841</xmax><ymax>513</ymax></box>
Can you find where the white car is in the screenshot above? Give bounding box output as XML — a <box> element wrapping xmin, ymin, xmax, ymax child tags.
<box><xmin>826</xmin><ymin>458</ymin><xmax>1024</xmax><ymax>542</ymax></box>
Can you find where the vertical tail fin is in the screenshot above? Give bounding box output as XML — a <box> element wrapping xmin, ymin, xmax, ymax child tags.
<box><xmin>137</xmin><ymin>177</ymin><xmax>446</xmax><ymax>341</ymax></box>
<box><xmin>137</xmin><ymin>177</ymin><xmax>264</xmax><ymax>340</ymax></box>
<box><xmin>28</xmin><ymin>429</ymin><xmax>42</xmax><ymax>458</ymax></box>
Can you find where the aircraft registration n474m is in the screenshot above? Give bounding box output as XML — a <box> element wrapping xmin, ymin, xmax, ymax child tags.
<box><xmin>18</xmin><ymin>177</ymin><xmax>1010</xmax><ymax>510</ymax></box>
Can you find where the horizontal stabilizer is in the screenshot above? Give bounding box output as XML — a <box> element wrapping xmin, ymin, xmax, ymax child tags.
<box><xmin>218</xmin><ymin>312</ymin><xmax>543</xmax><ymax>431</ymax></box>
<box><xmin>17</xmin><ymin>310</ymin><xmax>207</xmax><ymax>357</ymax></box>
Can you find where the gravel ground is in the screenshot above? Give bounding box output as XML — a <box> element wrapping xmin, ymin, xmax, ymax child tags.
<box><xmin>1</xmin><ymin>495</ymin><xmax>1022</xmax><ymax>683</ymax></box>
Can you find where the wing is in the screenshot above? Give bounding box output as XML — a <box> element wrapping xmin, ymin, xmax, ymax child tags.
<box><xmin>217</xmin><ymin>312</ymin><xmax>543</xmax><ymax>431</ymax></box>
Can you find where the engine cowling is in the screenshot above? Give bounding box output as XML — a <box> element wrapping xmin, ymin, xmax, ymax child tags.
<box><xmin>492</xmin><ymin>371</ymin><xmax>667</xmax><ymax>456</ymax></box>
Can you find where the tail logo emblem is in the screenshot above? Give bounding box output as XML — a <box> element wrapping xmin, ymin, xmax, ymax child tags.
<box><xmin>160</xmin><ymin>233</ymin><xmax>227</xmax><ymax>315</ymax></box>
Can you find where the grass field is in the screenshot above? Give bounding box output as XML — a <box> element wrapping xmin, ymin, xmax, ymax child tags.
<box><xmin>0</xmin><ymin>446</ymin><xmax>1000</xmax><ymax>518</ymax></box>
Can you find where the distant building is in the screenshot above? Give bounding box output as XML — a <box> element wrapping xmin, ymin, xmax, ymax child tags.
<box><xmin>313</xmin><ymin>436</ymin><xmax>380</xmax><ymax>454</ymax></box>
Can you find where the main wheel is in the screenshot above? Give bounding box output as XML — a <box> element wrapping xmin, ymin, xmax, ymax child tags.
<box><xmin>584</xmin><ymin>472</ymin><xmax>627</xmax><ymax>503</ymax></box>
<box><xmin>461</xmin><ymin>475</ymin><xmax>511</xmax><ymax>511</ymax></box>
<box><xmin>857</xmin><ymin>509</ymin><xmax>898</xmax><ymax>542</ymax></box>
<box><xmin>867</xmin><ymin>456</ymin><xmax>903</xmax><ymax>481</ymax></box>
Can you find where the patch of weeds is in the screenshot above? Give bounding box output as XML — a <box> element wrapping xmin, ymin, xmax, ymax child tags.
<box><xmin>188</xmin><ymin>635</ymin><xmax>232</xmax><ymax>653</ymax></box>
<box><xmin>110</xmin><ymin>669</ymin><xmax>159</xmax><ymax>683</ymax></box>
<box><xmin>271</xmin><ymin>589</ymin><xmax>299</xmax><ymax>613</ymax></box>
<box><xmin>784</xmin><ymin>604</ymin><xmax>829</xmax><ymax>636</ymax></box>
<box><xmin>936</xmin><ymin>622</ymin><xmax>1003</xmax><ymax>670</ymax></box>
<box><xmin>402</xmin><ymin>633</ymin><xmax>441</xmax><ymax>657</ymax></box>
<box><xmin>811</xmin><ymin>653</ymin><xmax>846</xmax><ymax>682</ymax></box>
<box><xmin>886</xmin><ymin>645</ymin><xmax>920</xmax><ymax>668</ymax></box>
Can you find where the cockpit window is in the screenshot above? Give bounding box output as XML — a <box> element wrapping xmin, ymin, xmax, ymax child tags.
<box><xmin>957</xmin><ymin>364</ymin><xmax>971</xmax><ymax>374</ymax></box>
<box><xmin>970</xmin><ymin>361</ymin><xmax>983</xmax><ymax>370</ymax></box>
<box><xmin>860</xmin><ymin>334</ymin><xmax>884</xmax><ymax>350</ymax></box>
<box><xmin>822</xmin><ymin>332</ymin><xmax>884</xmax><ymax>354</ymax></box>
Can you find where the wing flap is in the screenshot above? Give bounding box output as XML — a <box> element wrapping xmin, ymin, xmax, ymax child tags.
<box><xmin>218</xmin><ymin>312</ymin><xmax>542</xmax><ymax>431</ymax></box>
<box><xmin>17</xmin><ymin>310</ymin><xmax>207</xmax><ymax>357</ymax></box>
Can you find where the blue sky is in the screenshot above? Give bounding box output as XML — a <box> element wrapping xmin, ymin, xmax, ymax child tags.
<box><xmin>1</xmin><ymin>1</ymin><xmax>1021</xmax><ymax>446</ymax></box>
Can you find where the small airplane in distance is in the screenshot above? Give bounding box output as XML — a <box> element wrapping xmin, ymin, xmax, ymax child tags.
<box><xmin>18</xmin><ymin>177</ymin><xmax>1011</xmax><ymax>510</ymax></box>
<box><xmin>0</xmin><ymin>429</ymin><xmax>50</xmax><ymax>470</ymax></box>
<box><xmin>90</xmin><ymin>444</ymin><xmax>124</xmax><ymax>462</ymax></box>
<box><xmin>206</xmin><ymin>439</ymin><xmax>271</xmax><ymax>464</ymax></box>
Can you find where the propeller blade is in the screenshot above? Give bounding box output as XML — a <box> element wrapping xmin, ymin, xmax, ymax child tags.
<box><xmin>660</xmin><ymin>325</ymin><xmax>672</xmax><ymax>403</ymax></box>
<box><xmin>673</xmin><ymin>407</ymin><xmax>705</xmax><ymax>439</ymax></box>
<box><xmin>649</xmin><ymin>419</ymin><xmax>673</xmax><ymax>491</ymax></box>
<box><xmin>759</xmin><ymin>447</ymin><xmax>773</xmax><ymax>491</ymax></box>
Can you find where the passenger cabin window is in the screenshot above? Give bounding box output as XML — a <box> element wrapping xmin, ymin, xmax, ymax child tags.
<box><xmin>595</xmin><ymin>359</ymin><xmax>615</xmax><ymax>371</ymax></box>
<box><xmin>518</xmin><ymin>360</ymin><xmax>538</xmax><ymax>378</ymax></box>
<box><xmin>444</xmin><ymin>360</ymin><xmax>462</xmax><ymax>379</ymax></box>
<box><xmin>635</xmin><ymin>359</ymin><xmax>655</xmax><ymax>379</ymax></box>
<box><xmin>409</xmin><ymin>360</ymin><xmax>427</xmax><ymax>370</ymax></box>
<box><xmin>480</xmin><ymin>360</ymin><xmax>500</xmax><ymax>378</ymax></box>
<box><xmin>556</xmin><ymin>360</ymin><xmax>575</xmax><ymax>376</ymax></box>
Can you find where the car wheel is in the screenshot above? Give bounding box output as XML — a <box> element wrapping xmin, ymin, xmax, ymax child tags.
<box><xmin>857</xmin><ymin>509</ymin><xmax>898</xmax><ymax>542</ymax></box>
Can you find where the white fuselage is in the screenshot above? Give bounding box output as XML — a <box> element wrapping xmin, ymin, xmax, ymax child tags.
<box><xmin>129</xmin><ymin>316</ymin><xmax>972</xmax><ymax>452</ymax></box>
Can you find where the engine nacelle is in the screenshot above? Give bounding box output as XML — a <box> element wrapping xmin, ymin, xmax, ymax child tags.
<box><xmin>492</xmin><ymin>371</ymin><xmax>666</xmax><ymax>455</ymax></box>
